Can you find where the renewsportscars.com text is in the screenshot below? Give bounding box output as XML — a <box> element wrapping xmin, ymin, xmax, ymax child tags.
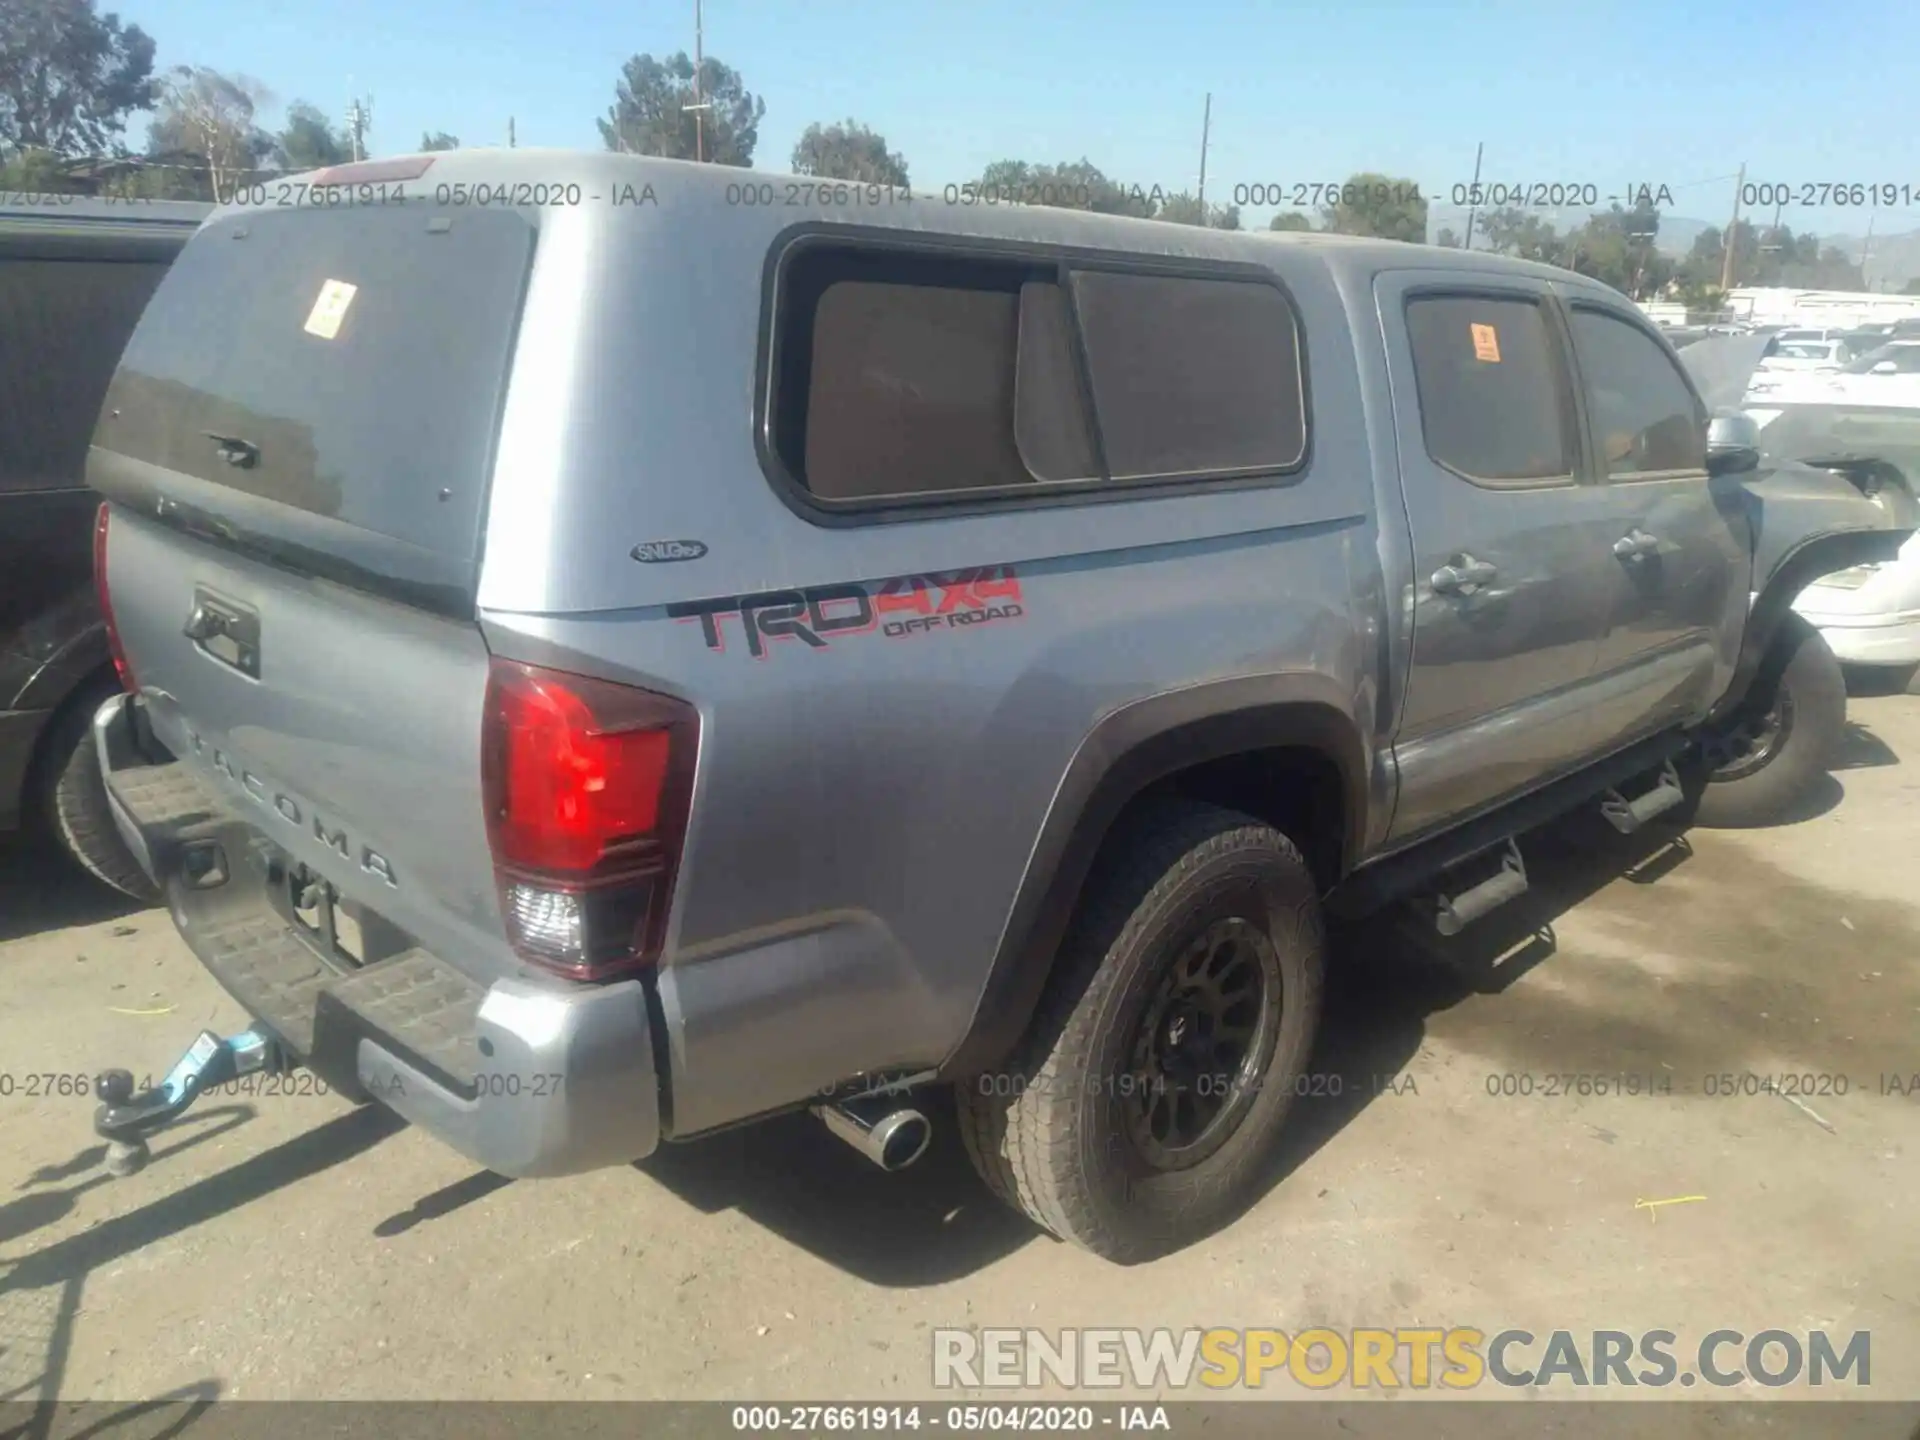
<box><xmin>933</xmin><ymin>1327</ymin><xmax>1871</xmax><ymax>1391</ymax></box>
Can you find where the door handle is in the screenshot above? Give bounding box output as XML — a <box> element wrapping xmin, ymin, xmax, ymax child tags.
<box><xmin>183</xmin><ymin>603</ymin><xmax>228</xmax><ymax>642</ymax></box>
<box><xmin>1612</xmin><ymin>529</ymin><xmax>1660</xmax><ymax>561</ymax></box>
<box><xmin>1431</xmin><ymin>556</ymin><xmax>1499</xmax><ymax>596</ymax></box>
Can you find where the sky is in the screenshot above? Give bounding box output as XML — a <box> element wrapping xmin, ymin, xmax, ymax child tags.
<box><xmin>117</xmin><ymin>0</ymin><xmax>1920</xmax><ymax>238</ymax></box>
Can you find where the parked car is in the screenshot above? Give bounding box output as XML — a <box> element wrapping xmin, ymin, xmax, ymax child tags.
<box><xmin>82</xmin><ymin>153</ymin><xmax>1909</xmax><ymax>1261</ymax></box>
<box><xmin>1746</xmin><ymin>340</ymin><xmax>1920</xmax><ymax>407</ymax></box>
<box><xmin>1771</xmin><ymin>326</ymin><xmax>1842</xmax><ymax>345</ymax></box>
<box><xmin>0</xmin><ymin>197</ymin><xmax>208</xmax><ymax>896</ymax></box>
<box><xmin>1756</xmin><ymin>337</ymin><xmax>1854</xmax><ymax>374</ymax></box>
<box><xmin>1755</xmin><ymin>403</ymin><xmax>1920</xmax><ymax>690</ymax></box>
<box><xmin>1795</xmin><ymin>529</ymin><xmax>1920</xmax><ymax>689</ymax></box>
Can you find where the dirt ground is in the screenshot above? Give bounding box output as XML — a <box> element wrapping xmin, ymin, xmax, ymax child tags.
<box><xmin>1</xmin><ymin>690</ymin><xmax>1917</xmax><ymax>1413</ymax></box>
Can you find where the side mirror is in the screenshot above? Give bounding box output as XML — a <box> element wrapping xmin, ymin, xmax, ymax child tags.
<box><xmin>1873</xmin><ymin>360</ymin><xmax>1898</xmax><ymax>375</ymax></box>
<box><xmin>1706</xmin><ymin>411</ymin><xmax>1762</xmax><ymax>475</ymax></box>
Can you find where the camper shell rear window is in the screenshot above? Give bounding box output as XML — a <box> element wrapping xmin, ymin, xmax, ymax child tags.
<box><xmin>95</xmin><ymin>204</ymin><xmax>535</xmax><ymax>565</ymax></box>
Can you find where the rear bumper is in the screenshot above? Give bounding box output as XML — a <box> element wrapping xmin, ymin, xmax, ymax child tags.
<box><xmin>93</xmin><ymin>692</ymin><xmax>660</xmax><ymax>1177</ymax></box>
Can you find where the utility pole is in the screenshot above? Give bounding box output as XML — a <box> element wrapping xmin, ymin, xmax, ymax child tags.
<box><xmin>1462</xmin><ymin>141</ymin><xmax>1484</xmax><ymax>250</ymax></box>
<box><xmin>692</xmin><ymin>0</ymin><xmax>706</xmax><ymax>162</ymax></box>
<box><xmin>1196</xmin><ymin>93</ymin><xmax>1212</xmax><ymax>214</ymax></box>
<box><xmin>508</xmin><ymin>116</ymin><xmax>516</xmax><ymax>149</ymax></box>
<box><xmin>1718</xmin><ymin>162</ymin><xmax>1746</xmax><ymax>292</ymax></box>
<box><xmin>345</xmin><ymin>86</ymin><xmax>372</xmax><ymax>162</ymax></box>
<box><xmin>1860</xmin><ymin>212</ymin><xmax>1877</xmax><ymax>290</ymax></box>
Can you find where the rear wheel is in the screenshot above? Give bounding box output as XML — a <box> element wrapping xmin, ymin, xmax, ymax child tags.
<box><xmin>36</xmin><ymin>674</ymin><xmax>160</xmax><ymax>902</ymax></box>
<box><xmin>1688</xmin><ymin>614</ymin><xmax>1846</xmax><ymax>829</ymax></box>
<box><xmin>956</xmin><ymin>801</ymin><xmax>1325</xmax><ymax>1263</ymax></box>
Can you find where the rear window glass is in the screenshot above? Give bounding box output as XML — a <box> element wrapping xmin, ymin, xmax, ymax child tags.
<box><xmin>95</xmin><ymin>206</ymin><xmax>534</xmax><ymax>558</ymax></box>
<box><xmin>0</xmin><ymin>258</ymin><xmax>169</xmax><ymax>493</ymax></box>
<box><xmin>1405</xmin><ymin>294</ymin><xmax>1574</xmax><ymax>484</ymax></box>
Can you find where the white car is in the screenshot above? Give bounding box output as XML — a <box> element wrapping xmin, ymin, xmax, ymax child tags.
<box><xmin>1794</xmin><ymin>528</ymin><xmax>1920</xmax><ymax>685</ymax></box>
<box><xmin>1745</xmin><ymin>341</ymin><xmax>1920</xmax><ymax>408</ymax></box>
<box><xmin>1759</xmin><ymin>405</ymin><xmax>1920</xmax><ymax>688</ymax></box>
<box><xmin>1757</xmin><ymin>337</ymin><xmax>1854</xmax><ymax>374</ymax></box>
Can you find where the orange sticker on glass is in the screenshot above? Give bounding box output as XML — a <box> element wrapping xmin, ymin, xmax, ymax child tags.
<box><xmin>1470</xmin><ymin>322</ymin><xmax>1501</xmax><ymax>363</ymax></box>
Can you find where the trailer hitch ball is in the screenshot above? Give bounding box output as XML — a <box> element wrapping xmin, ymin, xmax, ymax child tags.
<box><xmin>104</xmin><ymin>1138</ymin><xmax>151</xmax><ymax>1177</ymax></box>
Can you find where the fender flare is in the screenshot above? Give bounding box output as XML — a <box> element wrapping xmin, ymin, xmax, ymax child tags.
<box><xmin>1711</xmin><ymin>528</ymin><xmax>1908</xmax><ymax>724</ymax></box>
<box><xmin>12</xmin><ymin>622</ymin><xmax>112</xmax><ymax>715</ymax></box>
<box><xmin>937</xmin><ymin>674</ymin><xmax>1372</xmax><ymax>1080</ymax></box>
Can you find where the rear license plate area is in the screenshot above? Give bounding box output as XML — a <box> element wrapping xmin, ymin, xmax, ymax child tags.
<box><xmin>270</xmin><ymin>858</ymin><xmax>365</xmax><ymax>972</ymax></box>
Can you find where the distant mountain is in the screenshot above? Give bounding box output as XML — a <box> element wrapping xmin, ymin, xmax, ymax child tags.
<box><xmin>1827</xmin><ymin>230</ymin><xmax>1920</xmax><ymax>291</ymax></box>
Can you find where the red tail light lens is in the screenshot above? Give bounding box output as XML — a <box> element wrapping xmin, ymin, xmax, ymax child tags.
<box><xmin>93</xmin><ymin>503</ymin><xmax>134</xmax><ymax>692</ymax></box>
<box><xmin>481</xmin><ymin>659</ymin><xmax>698</xmax><ymax>980</ymax></box>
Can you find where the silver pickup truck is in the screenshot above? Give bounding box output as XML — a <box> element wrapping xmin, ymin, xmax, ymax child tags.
<box><xmin>81</xmin><ymin>151</ymin><xmax>1909</xmax><ymax>1262</ymax></box>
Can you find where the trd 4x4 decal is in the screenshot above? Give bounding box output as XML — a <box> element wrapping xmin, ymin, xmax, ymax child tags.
<box><xmin>668</xmin><ymin>566</ymin><xmax>1025</xmax><ymax>659</ymax></box>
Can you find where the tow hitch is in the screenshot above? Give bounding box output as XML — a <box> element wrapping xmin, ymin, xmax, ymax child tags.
<box><xmin>93</xmin><ymin>1026</ymin><xmax>284</xmax><ymax>1176</ymax></box>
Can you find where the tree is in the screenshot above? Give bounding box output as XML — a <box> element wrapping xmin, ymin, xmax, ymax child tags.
<box><xmin>1478</xmin><ymin>206</ymin><xmax>1561</xmax><ymax>263</ymax></box>
<box><xmin>0</xmin><ymin>145</ymin><xmax>69</xmax><ymax>191</ymax></box>
<box><xmin>971</xmin><ymin>159</ymin><xmax>1162</xmax><ymax>218</ymax></box>
<box><xmin>1558</xmin><ymin>204</ymin><xmax>1671</xmax><ymax>299</ymax></box>
<box><xmin>1903</xmin><ymin>277</ymin><xmax>1920</xmax><ymax>295</ymax></box>
<box><xmin>1678</xmin><ymin>220</ymin><xmax>1866</xmax><ymax>292</ymax></box>
<box><xmin>144</xmin><ymin>66</ymin><xmax>275</xmax><ymax>202</ymax></box>
<box><xmin>1156</xmin><ymin>190</ymin><xmax>1239</xmax><ymax>229</ymax></box>
<box><xmin>1435</xmin><ymin>226</ymin><xmax>1461</xmax><ymax>247</ymax></box>
<box><xmin>1319</xmin><ymin>172</ymin><xmax>1427</xmax><ymax>243</ymax></box>
<box><xmin>276</xmin><ymin>100</ymin><xmax>348</xmax><ymax>172</ymax></box>
<box><xmin>1268</xmin><ymin>210</ymin><xmax>1313</xmax><ymax>232</ymax></box>
<box><xmin>597</xmin><ymin>51</ymin><xmax>761</xmax><ymax>166</ymax></box>
<box><xmin>0</xmin><ymin>0</ymin><xmax>157</xmax><ymax>158</ymax></box>
<box><xmin>420</xmin><ymin>130</ymin><xmax>459</xmax><ymax>151</ymax></box>
<box><xmin>790</xmin><ymin>118</ymin><xmax>907</xmax><ymax>186</ymax></box>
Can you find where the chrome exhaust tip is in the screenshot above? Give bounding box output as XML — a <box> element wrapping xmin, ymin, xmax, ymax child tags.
<box><xmin>813</xmin><ymin>1095</ymin><xmax>932</xmax><ymax>1172</ymax></box>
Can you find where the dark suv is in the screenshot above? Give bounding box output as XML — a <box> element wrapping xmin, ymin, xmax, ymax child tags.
<box><xmin>0</xmin><ymin>196</ymin><xmax>208</xmax><ymax>895</ymax></box>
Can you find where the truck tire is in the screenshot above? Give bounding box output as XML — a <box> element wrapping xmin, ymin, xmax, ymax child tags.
<box><xmin>1688</xmin><ymin>614</ymin><xmax>1846</xmax><ymax>830</ymax></box>
<box><xmin>955</xmin><ymin>801</ymin><xmax>1324</xmax><ymax>1263</ymax></box>
<box><xmin>36</xmin><ymin>675</ymin><xmax>160</xmax><ymax>902</ymax></box>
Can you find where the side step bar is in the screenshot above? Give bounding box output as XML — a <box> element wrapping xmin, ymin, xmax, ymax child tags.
<box><xmin>1434</xmin><ymin>838</ymin><xmax>1527</xmax><ymax>937</ymax></box>
<box><xmin>1599</xmin><ymin>760</ymin><xmax>1686</xmax><ymax>836</ymax></box>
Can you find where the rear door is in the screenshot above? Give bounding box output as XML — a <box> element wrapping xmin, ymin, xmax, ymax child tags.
<box><xmin>1377</xmin><ymin>271</ymin><xmax>1621</xmax><ymax>841</ymax></box>
<box><xmin>1562</xmin><ymin>294</ymin><xmax>1748</xmax><ymax>743</ymax></box>
<box><xmin>90</xmin><ymin>201</ymin><xmax>537</xmax><ymax>982</ymax></box>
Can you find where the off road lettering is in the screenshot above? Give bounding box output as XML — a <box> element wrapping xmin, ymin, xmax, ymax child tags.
<box><xmin>671</xmin><ymin>567</ymin><xmax>1025</xmax><ymax>658</ymax></box>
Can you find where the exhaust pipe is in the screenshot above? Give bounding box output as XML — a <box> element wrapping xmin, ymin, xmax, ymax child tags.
<box><xmin>813</xmin><ymin>1094</ymin><xmax>932</xmax><ymax>1172</ymax></box>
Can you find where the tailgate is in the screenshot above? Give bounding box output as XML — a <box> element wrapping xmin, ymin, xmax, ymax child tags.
<box><xmin>86</xmin><ymin>200</ymin><xmax>538</xmax><ymax>985</ymax></box>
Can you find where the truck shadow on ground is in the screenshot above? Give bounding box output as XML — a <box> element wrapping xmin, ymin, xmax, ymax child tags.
<box><xmin>638</xmin><ymin>1086</ymin><xmax>1036</xmax><ymax>1286</ymax></box>
<box><xmin>642</xmin><ymin>754</ymin><xmax>1920</xmax><ymax>1276</ymax></box>
<box><xmin>0</xmin><ymin>841</ymin><xmax>153</xmax><ymax>946</ymax></box>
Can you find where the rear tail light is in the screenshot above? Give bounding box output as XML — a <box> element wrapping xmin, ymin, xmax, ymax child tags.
<box><xmin>93</xmin><ymin>503</ymin><xmax>134</xmax><ymax>692</ymax></box>
<box><xmin>481</xmin><ymin>658</ymin><xmax>699</xmax><ymax>981</ymax></box>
